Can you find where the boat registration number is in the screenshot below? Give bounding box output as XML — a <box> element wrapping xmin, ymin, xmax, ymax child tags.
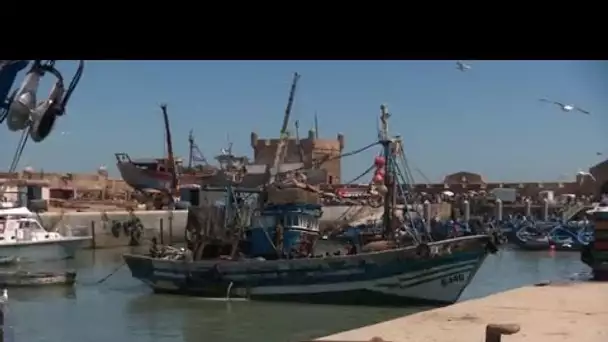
<box><xmin>440</xmin><ymin>273</ymin><xmax>465</xmax><ymax>287</ymax></box>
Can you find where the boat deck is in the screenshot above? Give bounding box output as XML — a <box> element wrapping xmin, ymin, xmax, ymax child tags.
<box><xmin>314</xmin><ymin>282</ymin><xmax>607</xmax><ymax>342</ymax></box>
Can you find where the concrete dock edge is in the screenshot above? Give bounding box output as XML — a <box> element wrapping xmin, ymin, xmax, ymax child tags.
<box><xmin>313</xmin><ymin>282</ymin><xmax>608</xmax><ymax>342</ymax></box>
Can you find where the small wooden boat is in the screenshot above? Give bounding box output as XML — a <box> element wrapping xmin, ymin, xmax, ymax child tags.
<box><xmin>0</xmin><ymin>270</ymin><xmax>76</xmax><ymax>287</ymax></box>
<box><xmin>0</xmin><ymin>256</ymin><xmax>20</xmax><ymax>266</ymax></box>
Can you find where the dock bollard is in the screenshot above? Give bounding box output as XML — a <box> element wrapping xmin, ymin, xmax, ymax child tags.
<box><xmin>0</xmin><ymin>305</ymin><xmax>4</xmax><ymax>342</ymax></box>
<box><xmin>168</xmin><ymin>213</ymin><xmax>173</xmax><ymax>245</ymax></box>
<box><xmin>90</xmin><ymin>221</ymin><xmax>97</xmax><ymax>249</ymax></box>
<box><xmin>485</xmin><ymin>323</ymin><xmax>520</xmax><ymax>342</ymax></box>
<box><xmin>159</xmin><ymin>219</ymin><xmax>164</xmax><ymax>245</ymax></box>
<box><xmin>307</xmin><ymin>337</ymin><xmax>387</xmax><ymax>342</ymax></box>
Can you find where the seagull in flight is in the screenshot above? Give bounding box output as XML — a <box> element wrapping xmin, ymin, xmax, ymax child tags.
<box><xmin>577</xmin><ymin>170</ymin><xmax>596</xmax><ymax>183</ymax></box>
<box><xmin>539</xmin><ymin>98</ymin><xmax>590</xmax><ymax>115</ymax></box>
<box><xmin>456</xmin><ymin>61</ymin><xmax>471</xmax><ymax>72</ymax></box>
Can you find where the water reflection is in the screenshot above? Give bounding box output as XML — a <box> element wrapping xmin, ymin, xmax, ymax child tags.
<box><xmin>3</xmin><ymin>248</ymin><xmax>593</xmax><ymax>342</ymax></box>
<box><xmin>460</xmin><ymin>249</ymin><xmax>588</xmax><ymax>300</ymax></box>
<box><xmin>8</xmin><ymin>286</ymin><xmax>76</xmax><ymax>302</ymax></box>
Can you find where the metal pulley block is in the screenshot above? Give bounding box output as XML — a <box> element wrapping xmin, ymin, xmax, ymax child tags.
<box><xmin>6</xmin><ymin>69</ymin><xmax>42</xmax><ymax>131</ymax></box>
<box><xmin>29</xmin><ymin>80</ymin><xmax>66</xmax><ymax>142</ymax></box>
<box><xmin>0</xmin><ymin>60</ymin><xmax>29</xmax><ymax>113</ymax></box>
<box><xmin>4</xmin><ymin>60</ymin><xmax>84</xmax><ymax>143</ymax></box>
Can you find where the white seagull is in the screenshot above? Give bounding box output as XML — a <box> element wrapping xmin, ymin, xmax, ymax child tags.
<box><xmin>577</xmin><ymin>170</ymin><xmax>596</xmax><ymax>183</ymax></box>
<box><xmin>539</xmin><ymin>98</ymin><xmax>590</xmax><ymax>115</ymax></box>
<box><xmin>456</xmin><ymin>61</ymin><xmax>471</xmax><ymax>72</ymax></box>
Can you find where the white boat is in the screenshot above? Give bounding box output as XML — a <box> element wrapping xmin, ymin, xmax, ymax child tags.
<box><xmin>0</xmin><ymin>206</ymin><xmax>92</xmax><ymax>261</ymax></box>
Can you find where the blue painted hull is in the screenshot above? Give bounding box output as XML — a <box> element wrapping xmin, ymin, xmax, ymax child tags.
<box><xmin>124</xmin><ymin>235</ymin><xmax>493</xmax><ymax>306</ymax></box>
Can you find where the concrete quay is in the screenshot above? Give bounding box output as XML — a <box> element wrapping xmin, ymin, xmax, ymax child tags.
<box><xmin>39</xmin><ymin>210</ymin><xmax>188</xmax><ymax>248</ymax></box>
<box><xmin>314</xmin><ymin>282</ymin><xmax>608</xmax><ymax>342</ymax></box>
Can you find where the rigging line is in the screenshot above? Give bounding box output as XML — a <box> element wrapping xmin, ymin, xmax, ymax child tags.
<box><xmin>396</xmin><ymin>149</ymin><xmax>417</xmax><ymax>188</ymax></box>
<box><xmin>0</xmin><ymin>128</ymin><xmax>30</xmax><ymax>197</ymax></box>
<box><xmin>399</xmin><ymin>157</ymin><xmax>416</xmax><ymax>189</ymax></box>
<box><xmin>402</xmin><ymin>151</ymin><xmax>431</xmax><ymax>185</ymax></box>
<box><xmin>9</xmin><ymin>128</ymin><xmax>29</xmax><ymax>173</ymax></box>
<box><xmin>393</xmin><ymin>142</ymin><xmax>414</xmax><ymax>185</ymax></box>
<box><xmin>344</xmin><ymin>164</ymin><xmax>376</xmax><ymax>185</ymax></box>
<box><xmin>313</xmin><ymin>141</ymin><xmax>380</xmax><ymax>169</ymax></box>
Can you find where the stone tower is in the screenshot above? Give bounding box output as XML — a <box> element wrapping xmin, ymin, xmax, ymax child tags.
<box><xmin>250</xmin><ymin>130</ymin><xmax>345</xmax><ymax>184</ymax></box>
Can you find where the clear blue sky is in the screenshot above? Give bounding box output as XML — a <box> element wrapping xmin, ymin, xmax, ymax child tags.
<box><xmin>1</xmin><ymin>60</ymin><xmax>606</xmax><ymax>183</ymax></box>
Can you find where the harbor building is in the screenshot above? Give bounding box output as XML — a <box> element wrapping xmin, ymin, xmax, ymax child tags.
<box><xmin>250</xmin><ymin>130</ymin><xmax>344</xmax><ymax>185</ymax></box>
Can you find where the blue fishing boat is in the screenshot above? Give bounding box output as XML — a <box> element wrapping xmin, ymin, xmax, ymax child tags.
<box><xmin>125</xmin><ymin>201</ymin><xmax>494</xmax><ymax>305</ymax></box>
<box><xmin>508</xmin><ymin>218</ymin><xmax>591</xmax><ymax>251</ymax></box>
<box><xmin>124</xmin><ymin>84</ymin><xmax>499</xmax><ymax>306</ymax></box>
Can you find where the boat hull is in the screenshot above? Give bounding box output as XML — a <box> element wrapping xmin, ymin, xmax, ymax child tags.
<box><xmin>510</xmin><ymin>236</ymin><xmax>583</xmax><ymax>251</ymax></box>
<box><xmin>0</xmin><ymin>270</ymin><xmax>76</xmax><ymax>287</ymax></box>
<box><xmin>117</xmin><ymin>162</ymin><xmax>170</xmax><ymax>191</ymax></box>
<box><xmin>124</xmin><ymin>235</ymin><xmax>493</xmax><ymax>306</ymax></box>
<box><xmin>0</xmin><ymin>237</ymin><xmax>91</xmax><ymax>261</ymax></box>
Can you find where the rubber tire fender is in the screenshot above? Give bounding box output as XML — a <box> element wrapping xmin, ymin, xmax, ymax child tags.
<box><xmin>485</xmin><ymin>240</ymin><xmax>498</xmax><ymax>254</ymax></box>
<box><xmin>416</xmin><ymin>243</ymin><xmax>431</xmax><ymax>258</ymax></box>
<box><xmin>110</xmin><ymin>221</ymin><xmax>121</xmax><ymax>238</ymax></box>
<box><xmin>129</xmin><ymin>224</ymin><xmax>143</xmax><ymax>246</ymax></box>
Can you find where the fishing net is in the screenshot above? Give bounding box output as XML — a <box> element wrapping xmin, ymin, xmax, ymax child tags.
<box><xmin>266</xmin><ymin>186</ymin><xmax>320</xmax><ymax>205</ymax></box>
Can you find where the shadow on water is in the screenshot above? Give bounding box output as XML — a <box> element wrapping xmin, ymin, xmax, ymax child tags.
<box><xmin>3</xmin><ymin>247</ymin><xmax>594</xmax><ymax>342</ymax></box>
<box><xmin>126</xmin><ymin>293</ymin><xmax>421</xmax><ymax>342</ymax></box>
<box><xmin>6</xmin><ymin>286</ymin><xmax>76</xmax><ymax>302</ymax></box>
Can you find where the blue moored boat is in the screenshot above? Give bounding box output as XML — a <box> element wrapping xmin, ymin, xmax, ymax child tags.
<box><xmin>246</xmin><ymin>203</ymin><xmax>322</xmax><ymax>258</ymax></box>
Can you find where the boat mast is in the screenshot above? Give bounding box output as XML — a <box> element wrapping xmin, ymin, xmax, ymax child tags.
<box><xmin>379</xmin><ymin>104</ymin><xmax>395</xmax><ymax>239</ymax></box>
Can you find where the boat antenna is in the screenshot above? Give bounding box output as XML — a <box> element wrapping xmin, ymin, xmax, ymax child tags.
<box><xmin>188</xmin><ymin>130</ymin><xmax>209</xmax><ymax>169</ymax></box>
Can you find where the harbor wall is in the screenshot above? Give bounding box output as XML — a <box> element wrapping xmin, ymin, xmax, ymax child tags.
<box><xmin>38</xmin><ymin>210</ymin><xmax>188</xmax><ymax>248</ymax></box>
<box><xmin>39</xmin><ymin>203</ymin><xmax>450</xmax><ymax>249</ymax></box>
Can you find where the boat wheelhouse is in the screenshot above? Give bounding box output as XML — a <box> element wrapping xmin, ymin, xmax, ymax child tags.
<box><xmin>247</xmin><ymin>203</ymin><xmax>322</xmax><ymax>258</ymax></box>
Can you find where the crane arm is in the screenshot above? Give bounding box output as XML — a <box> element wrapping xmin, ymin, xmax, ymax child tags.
<box><xmin>267</xmin><ymin>72</ymin><xmax>300</xmax><ymax>185</ymax></box>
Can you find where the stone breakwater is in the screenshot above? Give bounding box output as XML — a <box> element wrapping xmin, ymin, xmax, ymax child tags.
<box><xmin>38</xmin><ymin>210</ymin><xmax>188</xmax><ymax>248</ymax></box>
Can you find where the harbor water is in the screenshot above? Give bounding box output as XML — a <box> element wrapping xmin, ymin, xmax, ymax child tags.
<box><xmin>5</xmin><ymin>247</ymin><xmax>590</xmax><ymax>342</ymax></box>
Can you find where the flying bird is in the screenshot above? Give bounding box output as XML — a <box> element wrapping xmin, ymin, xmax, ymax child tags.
<box><xmin>577</xmin><ymin>170</ymin><xmax>596</xmax><ymax>183</ymax></box>
<box><xmin>456</xmin><ymin>61</ymin><xmax>471</xmax><ymax>72</ymax></box>
<box><xmin>539</xmin><ymin>98</ymin><xmax>590</xmax><ymax>115</ymax></box>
